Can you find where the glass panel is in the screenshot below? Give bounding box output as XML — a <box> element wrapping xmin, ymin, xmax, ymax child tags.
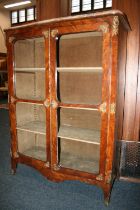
<box><xmin>82</xmin><ymin>0</ymin><xmax>91</xmax><ymax>11</ymax></box>
<box><xmin>58</xmin><ymin>32</ymin><xmax>103</xmax><ymax>105</ymax></box>
<box><xmin>59</xmin><ymin>32</ymin><xmax>102</xmax><ymax>67</ymax></box>
<box><xmin>94</xmin><ymin>0</ymin><xmax>103</xmax><ymax>9</ymax></box>
<box><xmin>19</xmin><ymin>9</ymin><xmax>25</xmax><ymax>22</ymax></box>
<box><xmin>27</xmin><ymin>7</ymin><xmax>34</xmax><ymax>21</ymax></box>
<box><xmin>12</xmin><ymin>11</ymin><xmax>18</xmax><ymax>24</ymax></box>
<box><xmin>17</xmin><ymin>130</ymin><xmax>46</xmax><ymax>161</ymax></box>
<box><xmin>14</xmin><ymin>37</ymin><xmax>45</xmax><ymax>100</ymax></box>
<box><xmin>57</xmin><ymin>108</ymin><xmax>101</xmax><ymax>173</ymax></box>
<box><xmin>59</xmin><ymin>139</ymin><xmax>100</xmax><ymax>173</ymax></box>
<box><xmin>16</xmin><ymin>102</ymin><xmax>46</xmax><ymax>161</ymax></box>
<box><xmin>58</xmin><ymin>70</ymin><xmax>102</xmax><ymax>104</ymax></box>
<box><xmin>106</xmin><ymin>0</ymin><xmax>112</xmax><ymax>8</ymax></box>
<box><xmin>14</xmin><ymin>71</ymin><xmax>45</xmax><ymax>100</ymax></box>
<box><xmin>56</xmin><ymin>31</ymin><xmax>104</xmax><ymax>174</ymax></box>
<box><xmin>72</xmin><ymin>0</ymin><xmax>80</xmax><ymax>13</ymax></box>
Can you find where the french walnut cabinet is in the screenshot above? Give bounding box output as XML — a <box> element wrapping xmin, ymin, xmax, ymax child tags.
<box><xmin>5</xmin><ymin>10</ymin><xmax>130</xmax><ymax>205</ymax></box>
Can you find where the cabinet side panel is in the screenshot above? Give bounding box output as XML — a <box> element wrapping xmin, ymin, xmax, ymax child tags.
<box><xmin>116</xmin><ymin>24</ymin><xmax>128</xmax><ymax>141</ymax></box>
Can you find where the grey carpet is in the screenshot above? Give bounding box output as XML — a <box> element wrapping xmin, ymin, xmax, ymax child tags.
<box><xmin>0</xmin><ymin>109</ymin><xmax>140</xmax><ymax>210</ymax></box>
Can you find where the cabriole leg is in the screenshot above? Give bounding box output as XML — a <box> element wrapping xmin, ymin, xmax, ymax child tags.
<box><xmin>11</xmin><ymin>158</ymin><xmax>17</xmax><ymax>175</ymax></box>
<box><xmin>103</xmin><ymin>186</ymin><xmax>111</xmax><ymax>206</ymax></box>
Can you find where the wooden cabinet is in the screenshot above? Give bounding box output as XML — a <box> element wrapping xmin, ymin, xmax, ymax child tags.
<box><xmin>5</xmin><ymin>10</ymin><xmax>130</xmax><ymax>205</ymax></box>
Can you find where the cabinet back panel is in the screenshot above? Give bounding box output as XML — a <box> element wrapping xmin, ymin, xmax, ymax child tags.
<box><xmin>14</xmin><ymin>40</ymin><xmax>34</xmax><ymax>68</ymax></box>
<box><xmin>14</xmin><ymin>38</ymin><xmax>45</xmax><ymax>68</ymax></box>
<box><xmin>34</xmin><ymin>39</ymin><xmax>45</xmax><ymax>68</ymax></box>
<box><xmin>60</xmin><ymin>138</ymin><xmax>100</xmax><ymax>160</ymax></box>
<box><xmin>59</xmin><ymin>108</ymin><xmax>101</xmax><ymax>130</ymax></box>
<box><xmin>58</xmin><ymin>72</ymin><xmax>102</xmax><ymax>104</ymax></box>
<box><xmin>16</xmin><ymin>103</ymin><xmax>46</xmax><ymax>126</ymax></box>
<box><xmin>59</xmin><ymin>32</ymin><xmax>103</xmax><ymax>67</ymax></box>
<box><xmin>59</xmin><ymin>138</ymin><xmax>100</xmax><ymax>173</ymax></box>
<box><xmin>17</xmin><ymin>130</ymin><xmax>46</xmax><ymax>161</ymax></box>
<box><xmin>15</xmin><ymin>72</ymin><xmax>45</xmax><ymax>100</ymax></box>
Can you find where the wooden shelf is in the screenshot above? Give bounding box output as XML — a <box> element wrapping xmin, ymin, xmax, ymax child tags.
<box><xmin>57</xmin><ymin>67</ymin><xmax>102</xmax><ymax>73</ymax></box>
<box><xmin>58</xmin><ymin>125</ymin><xmax>100</xmax><ymax>144</ymax></box>
<box><xmin>15</xmin><ymin>96</ymin><xmax>45</xmax><ymax>101</ymax></box>
<box><xmin>22</xmin><ymin>146</ymin><xmax>46</xmax><ymax>161</ymax></box>
<box><xmin>14</xmin><ymin>68</ymin><xmax>45</xmax><ymax>72</ymax></box>
<box><xmin>17</xmin><ymin>121</ymin><xmax>46</xmax><ymax>135</ymax></box>
<box><xmin>60</xmin><ymin>152</ymin><xmax>99</xmax><ymax>174</ymax></box>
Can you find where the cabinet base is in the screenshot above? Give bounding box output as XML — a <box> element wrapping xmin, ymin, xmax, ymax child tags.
<box><xmin>12</xmin><ymin>155</ymin><xmax>113</xmax><ymax>205</ymax></box>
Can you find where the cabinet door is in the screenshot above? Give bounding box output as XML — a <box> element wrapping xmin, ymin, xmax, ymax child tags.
<box><xmin>50</xmin><ymin>26</ymin><xmax>111</xmax><ymax>177</ymax></box>
<box><xmin>11</xmin><ymin>36</ymin><xmax>50</xmax><ymax>163</ymax></box>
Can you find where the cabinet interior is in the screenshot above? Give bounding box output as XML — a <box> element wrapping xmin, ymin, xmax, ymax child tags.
<box><xmin>58</xmin><ymin>71</ymin><xmax>102</xmax><ymax>105</ymax></box>
<box><xmin>57</xmin><ymin>108</ymin><xmax>101</xmax><ymax>173</ymax></box>
<box><xmin>59</xmin><ymin>139</ymin><xmax>100</xmax><ymax>173</ymax></box>
<box><xmin>56</xmin><ymin>31</ymin><xmax>103</xmax><ymax>173</ymax></box>
<box><xmin>17</xmin><ymin>130</ymin><xmax>46</xmax><ymax>161</ymax></box>
<box><xmin>59</xmin><ymin>31</ymin><xmax>103</xmax><ymax>67</ymax></box>
<box><xmin>16</xmin><ymin>102</ymin><xmax>46</xmax><ymax>161</ymax></box>
<box><xmin>58</xmin><ymin>31</ymin><xmax>103</xmax><ymax>105</ymax></box>
<box><xmin>14</xmin><ymin>31</ymin><xmax>103</xmax><ymax>173</ymax></box>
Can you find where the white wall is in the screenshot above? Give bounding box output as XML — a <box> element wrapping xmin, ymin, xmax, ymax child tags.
<box><xmin>0</xmin><ymin>9</ymin><xmax>10</xmax><ymax>53</ymax></box>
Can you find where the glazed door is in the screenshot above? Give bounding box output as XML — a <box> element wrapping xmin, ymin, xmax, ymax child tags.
<box><xmin>10</xmin><ymin>33</ymin><xmax>50</xmax><ymax>165</ymax></box>
<box><xmin>50</xmin><ymin>25</ymin><xmax>111</xmax><ymax>178</ymax></box>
